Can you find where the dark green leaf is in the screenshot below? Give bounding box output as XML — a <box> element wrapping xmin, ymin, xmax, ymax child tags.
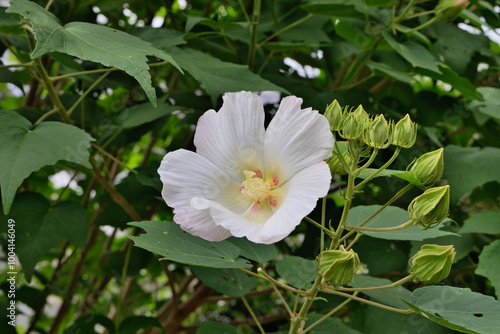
<box><xmin>353</xmin><ymin>237</ymin><xmax>407</xmax><ymax>275</ymax></box>
<box><xmin>476</xmin><ymin>240</ymin><xmax>500</xmax><ymax>299</ymax></box>
<box><xmin>417</xmin><ymin>65</ymin><xmax>483</xmax><ymax>101</ymax></box>
<box><xmin>358</xmin><ymin>304</ymin><xmax>451</xmax><ymax>334</ymax></box>
<box><xmin>227</xmin><ymin>237</ymin><xmax>277</xmax><ymax>263</ymax></box>
<box><xmin>468</xmin><ymin>87</ymin><xmax>500</xmax><ymax>124</ymax></box>
<box><xmin>119</xmin><ymin>316</ymin><xmax>163</xmax><ymax>334</ymax></box>
<box><xmin>119</xmin><ymin>95</ymin><xmax>180</xmax><ymax>129</ymax></box>
<box><xmin>405</xmin><ymin>286</ymin><xmax>500</xmax><ymax>334</ymax></box>
<box><xmin>304</xmin><ymin>313</ymin><xmax>363</xmax><ymax>334</ymax></box>
<box><xmin>196</xmin><ymin>321</ymin><xmax>238</xmax><ymax>334</ymax></box>
<box><xmin>460</xmin><ymin>211</ymin><xmax>500</xmax><ymax>234</ymax></box>
<box><xmin>165</xmin><ymin>47</ymin><xmax>289</xmax><ymax>105</ymax></box>
<box><xmin>350</xmin><ymin>275</ymin><xmax>410</xmax><ymax>309</ymax></box>
<box><xmin>382</xmin><ymin>31</ymin><xmax>440</xmax><ymax>73</ymax></box>
<box><xmin>347</xmin><ymin>205</ymin><xmax>456</xmax><ymax>241</ymax></box>
<box><xmin>3</xmin><ymin>192</ymin><xmax>88</xmax><ymax>282</ymax></box>
<box><xmin>275</xmin><ymin>256</ymin><xmax>316</xmax><ymax>289</ymax></box>
<box><xmin>443</xmin><ymin>145</ymin><xmax>500</xmax><ymax>203</ymax></box>
<box><xmin>6</xmin><ymin>0</ymin><xmax>182</xmax><ymax>106</ymax></box>
<box><xmin>129</xmin><ymin>220</ymin><xmax>251</xmax><ymax>268</ymax></box>
<box><xmin>0</xmin><ymin>110</ymin><xmax>94</xmax><ymax>214</ymax></box>
<box><xmin>190</xmin><ymin>266</ymin><xmax>258</xmax><ymax>297</ymax></box>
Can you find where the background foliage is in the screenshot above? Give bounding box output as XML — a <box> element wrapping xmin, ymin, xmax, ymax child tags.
<box><xmin>1</xmin><ymin>0</ymin><xmax>500</xmax><ymax>333</ymax></box>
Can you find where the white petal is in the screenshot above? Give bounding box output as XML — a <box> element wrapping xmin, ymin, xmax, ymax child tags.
<box><xmin>194</xmin><ymin>91</ymin><xmax>266</xmax><ymax>181</ymax></box>
<box><xmin>173</xmin><ymin>207</ymin><xmax>232</xmax><ymax>242</ymax></box>
<box><xmin>259</xmin><ymin>162</ymin><xmax>332</xmax><ymax>241</ymax></box>
<box><xmin>158</xmin><ymin>149</ymin><xmax>241</xmax><ymax>208</ymax></box>
<box><xmin>191</xmin><ymin>197</ymin><xmax>271</xmax><ymax>244</ymax></box>
<box><xmin>264</xmin><ymin>96</ymin><xmax>334</xmax><ymax>181</ymax></box>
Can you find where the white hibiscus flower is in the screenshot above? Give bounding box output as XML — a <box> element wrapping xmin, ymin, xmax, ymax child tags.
<box><xmin>158</xmin><ymin>91</ymin><xmax>334</xmax><ymax>244</ymax></box>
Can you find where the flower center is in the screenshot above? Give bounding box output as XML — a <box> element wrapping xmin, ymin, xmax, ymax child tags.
<box><xmin>241</xmin><ymin>170</ymin><xmax>271</xmax><ymax>203</ymax></box>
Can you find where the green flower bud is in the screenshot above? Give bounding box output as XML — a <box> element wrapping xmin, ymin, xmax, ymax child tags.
<box><xmin>391</xmin><ymin>114</ymin><xmax>417</xmax><ymax>148</ymax></box>
<box><xmin>326</xmin><ymin>149</ymin><xmax>351</xmax><ymax>175</ymax></box>
<box><xmin>363</xmin><ymin>114</ymin><xmax>391</xmax><ymax>149</ymax></box>
<box><xmin>325</xmin><ymin>100</ymin><xmax>344</xmax><ymax>131</ymax></box>
<box><xmin>318</xmin><ymin>246</ymin><xmax>360</xmax><ymax>285</ymax></box>
<box><xmin>435</xmin><ymin>0</ymin><xmax>468</xmax><ymax>22</ymax></box>
<box><xmin>410</xmin><ymin>244</ymin><xmax>456</xmax><ymax>284</ymax></box>
<box><xmin>352</xmin><ymin>105</ymin><xmax>370</xmax><ymax>126</ymax></box>
<box><xmin>409</xmin><ymin>148</ymin><xmax>444</xmax><ymax>186</ymax></box>
<box><xmin>408</xmin><ymin>185</ymin><xmax>450</xmax><ymax>229</ymax></box>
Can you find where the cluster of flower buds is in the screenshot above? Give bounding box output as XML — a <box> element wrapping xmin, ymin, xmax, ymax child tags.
<box><xmin>408</xmin><ymin>185</ymin><xmax>450</xmax><ymax>229</ymax></box>
<box><xmin>324</xmin><ymin>100</ymin><xmax>417</xmax><ymax>150</ymax></box>
<box><xmin>410</xmin><ymin>244</ymin><xmax>456</xmax><ymax>284</ymax></box>
<box><xmin>318</xmin><ymin>246</ymin><xmax>360</xmax><ymax>285</ymax></box>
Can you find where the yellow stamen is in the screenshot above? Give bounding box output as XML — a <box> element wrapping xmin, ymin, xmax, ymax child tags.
<box><xmin>241</xmin><ymin>170</ymin><xmax>271</xmax><ymax>202</ymax></box>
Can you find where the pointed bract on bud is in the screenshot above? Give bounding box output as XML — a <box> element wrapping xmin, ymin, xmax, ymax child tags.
<box><xmin>435</xmin><ymin>0</ymin><xmax>468</xmax><ymax>22</ymax></box>
<box><xmin>363</xmin><ymin>114</ymin><xmax>391</xmax><ymax>149</ymax></box>
<box><xmin>408</xmin><ymin>185</ymin><xmax>450</xmax><ymax>229</ymax></box>
<box><xmin>410</xmin><ymin>244</ymin><xmax>455</xmax><ymax>284</ymax></box>
<box><xmin>318</xmin><ymin>246</ymin><xmax>360</xmax><ymax>285</ymax></box>
<box><xmin>410</xmin><ymin>148</ymin><xmax>444</xmax><ymax>186</ymax></box>
<box><xmin>339</xmin><ymin>113</ymin><xmax>363</xmax><ymax>140</ymax></box>
<box><xmin>325</xmin><ymin>100</ymin><xmax>344</xmax><ymax>131</ymax></box>
<box><xmin>391</xmin><ymin>114</ymin><xmax>417</xmax><ymax>148</ymax></box>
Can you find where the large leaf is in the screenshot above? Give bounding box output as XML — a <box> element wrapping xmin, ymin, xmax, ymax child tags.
<box><xmin>359</xmin><ymin>304</ymin><xmax>451</xmax><ymax>334</ymax></box>
<box><xmin>350</xmin><ymin>275</ymin><xmax>411</xmax><ymax>309</ymax></box>
<box><xmin>227</xmin><ymin>237</ymin><xmax>277</xmax><ymax>263</ymax></box>
<box><xmin>275</xmin><ymin>256</ymin><xmax>316</xmax><ymax>289</ymax></box>
<box><xmin>405</xmin><ymin>286</ymin><xmax>500</xmax><ymax>334</ymax></box>
<box><xmin>476</xmin><ymin>240</ymin><xmax>500</xmax><ymax>299</ymax></box>
<box><xmin>2</xmin><ymin>192</ymin><xmax>88</xmax><ymax>281</ymax></box>
<box><xmin>468</xmin><ymin>87</ymin><xmax>500</xmax><ymax>124</ymax></box>
<box><xmin>190</xmin><ymin>266</ymin><xmax>258</xmax><ymax>297</ymax></box>
<box><xmin>353</xmin><ymin>237</ymin><xmax>407</xmax><ymax>276</ymax></box>
<box><xmin>304</xmin><ymin>313</ymin><xmax>363</xmax><ymax>334</ymax></box>
<box><xmin>346</xmin><ymin>205</ymin><xmax>456</xmax><ymax>241</ymax></box>
<box><xmin>460</xmin><ymin>211</ymin><xmax>500</xmax><ymax>234</ymax></box>
<box><xmin>118</xmin><ymin>316</ymin><xmax>163</xmax><ymax>334</ymax></box>
<box><xmin>382</xmin><ymin>31</ymin><xmax>440</xmax><ymax>73</ymax></box>
<box><xmin>6</xmin><ymin>0</ymin><xmax>181</xmax><ymax>106</ymax></box>
<box><xmin>0</xmin><ymin>110</ymin><xmax>94</xmax><ymax>214</ymax></box>
<box><xmin>443</xmin><ymin>145</ymin><xmax>500</xmax><ymax>203</ymax></box>
<box><xmin>118</xmin><ymin>95</ymin><xmax>181</xmax><ymax>129</ymax></box>
<box><xmin>196</xmin><ymin>321</ymin><xmax>238</xmax><ymax>334</ymax></box>
<box><xmin>165</xmin><ymin>47</ymin><xmax>289</xmax><ymax>104</ymax></box>
<box><xmin>128</xmin><ymin>221</ymin><xmax>251</xmax><ymax>268</ymax></box>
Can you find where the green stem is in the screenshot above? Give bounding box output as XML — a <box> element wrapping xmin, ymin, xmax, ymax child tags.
<box><xmin>256</xmin><ymin>13</ymin><xmax>313</xmax><ymax>49</ymax></box>
<box><xmin>395</xmin><ymin>0</ymin><xmax>417</xmax><ymax>24</ymax></box>
<box><xmin>289</xmin><ymin>157</ymin><xmax>358</xmax><ymax>334</ymax></box>
<box><xmin>322</xmin><ymin>289</ymin><xmax>413</xmax><ymax>314</ymax></box>
<box><xmin>288</xmin><ymin>276</ymin><xmax>323</xmax><ymax>334</ymax></box>
<box><xmin>346</xmin><ymin>219</ymin><xmax>413</xmax><ymax>232</ymax></box>
<box><xmin>339</xmin><ymin>183</ymin><xmax>414</xmax><ymax>243</ymax></box>
<box><xmin>67</xmin><ymin>71</ymin><xmax>110</xmax><ymax>115</ymax></box>
<box><xmin>91</xmin><ymin>143</ymin><xmax>137</xmax><ymax>173</ymax></box>
<box><xmin>355</xmin><ymin>146</ymin><xmax>401</xmax><ymax>191</ymax></box>
<box><xmin>336</xmin><ymin>275</ymin><xmax>413</xmax><ymax>292</ymax></box>
<box><xmin>354</xmin><ymin>148</ymin><xmax>378</xmax><ymax>176</ymax></box>
<box><xmin>397</xmin><ymin>16</ymin><xmax>438</xmax><ymax>32</ymax></box>
<box><xmin>302</xmin><ymin>291</ymin><xmax>358</xmax><ymax>333</ymax></box>
<box><xmin>304</xmin><ymin>216</ymin><xmax>335</xmax><ymax>238</ymax></box>
<box><xmin>242</xmin><ymin>296</ymin><xmax>266</xmax><ymax>334</ymax></box>
<box><xmin>321</xmin><ymin>196</ymin><xmax>327</xmax><ymax>252</ymax></box>
<box><xmin>248</xmin><ymin>0</ymin><xmax>262</xmax><ymax>71</ymax></box>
